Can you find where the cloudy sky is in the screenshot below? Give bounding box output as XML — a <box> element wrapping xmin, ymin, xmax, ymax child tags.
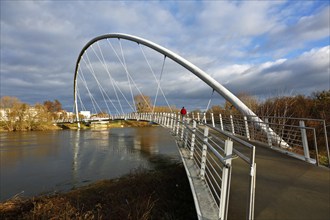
<box><xmin>1</xmin><ymin>0</ymin><xmax>329</xmax><ymax>112</ymax></box>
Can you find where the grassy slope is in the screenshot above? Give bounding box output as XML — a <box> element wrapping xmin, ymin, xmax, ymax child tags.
<box><xmin>0</xmin><ymin>163</ymin><xmax>197</xmax><ymax>220</ymax></box>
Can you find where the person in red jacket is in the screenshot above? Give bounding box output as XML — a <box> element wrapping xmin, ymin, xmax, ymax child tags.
<box><xmin>180</xmin><ymin>107</ymin><xmax>187</xmax><ymax>117</ymax></box>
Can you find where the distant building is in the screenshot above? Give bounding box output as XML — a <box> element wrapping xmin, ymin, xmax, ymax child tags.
<box><xmin>80</xmin><ymin>111</ymin><xmax>91</xmax><ymax>119</ymax></box>
<box><xmin>0</xmin><ymin>108</ymin><xmax>8</xmax><ymax>121</ymax></box>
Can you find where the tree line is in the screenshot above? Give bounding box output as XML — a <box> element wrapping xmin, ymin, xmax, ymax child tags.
<box><xmin>203</xmin><ymin>90</ymin><xmax>329</xmax><ymax>123</ymax></box>
<box><xmin>1</xmin><ymin>90</ymin><xmax>328</xmax><ymax>131</ymax></box>
<box><xmin>0</xmin><ymin>96</ymin><xmax>67</xmax><ymax>131</ymax></box>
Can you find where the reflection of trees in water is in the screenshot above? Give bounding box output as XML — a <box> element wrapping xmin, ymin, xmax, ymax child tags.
<box><xmin>1</xmin><ymin>127</ymin><xmax>180</xmax><ymax>200</ymax></box>
<box><xmin>0</xmin><ymin>131</ymin><xmax>60</xmax><ymax>168</ymax></box>
<box><xmin>134</xmin><ymin>127</ymin><xmax>158</xmax><ymax>155</ymax></box>
<box><xmin>72</xmin><ymin>130</ymin><xmax>80</xmax><ymax>187</ymax></box>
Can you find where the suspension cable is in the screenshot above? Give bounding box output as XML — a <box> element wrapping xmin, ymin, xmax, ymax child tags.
<box><xmin>96</xmin><ymin>41</ymin><xmax>124</xmax><ymax>114</ymax></box>
<box><xmin>139</xmin><ymin>45</ymin><xmax>172</xmax><ymax>112</ymax></box>
<box><xmin>77</xmin><ymin>87</ymin><xmax>87</xmax><ymax>111</ymax></box>
<box><xmin>107</xmin><ymin>39</ymin><xmax>153</xmax><ymax>112</ymax></box>
<box><xmin>86</xmin><ymin>49</ymin><xmax>112</xmax><ymax>115</ymax></box>
<box><xmin>78</xmin><ymin>66</ymin><xmax>99</xmax><ymax>114</ymax></box>
<box><xmin>91</xmin><ymin>45</ymin><xmax>124</xmax><ymax>114</ymax></box>
<box><xmin>152</xmin><ymin>55</ymin><xmax>166</xmax><ymax>113</ymax></box>
<box><xmin>119</xmin><ymin>39</ymin><xmax>137</xmax><ymax>112</ymax></box>
<box><xmin>205</xmin><ymin>89</ymin><xmax>215</xmax><ymax>112</ymax></box>
<box><xmin>83</xmin><ymin>52</ymin><xmax>112</xmax><ymax>115</ymax></box>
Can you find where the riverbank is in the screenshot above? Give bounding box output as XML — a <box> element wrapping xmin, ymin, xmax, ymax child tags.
<box><xmin>0</xmin><ymin>120</ymin><xmax>157</xmax><ymax>132</ymax></box>
<box><xmin>58</xmin><ymin>120</ymin><xmax>157</xmax><ymax>129</ymax></box>
<box><xmin>0</xmin><ymin>163</ymin><xmax>197</xmax><ymax>220</ymax></box>
<box><xmin>0</xmin><ymin>122</ymin><xmax>62</xmax><ymax>132</ymax></box>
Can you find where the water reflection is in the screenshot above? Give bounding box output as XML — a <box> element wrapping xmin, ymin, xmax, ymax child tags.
<box><xmin>72</xmin><ymin>130</ymin><xmax>80</xmax><ymax>187</ymax></box>
<box><xmin>0</xmin><ymin>127</ymin><xmax>180</xmax><ymax>201</ymax></box>
<box><xmin>0</xmin><ymin>131</ymin><xmax>60</xmax><ymax>168</ymax></box>
<box><xmin>135</xmin><ymin>127</ymin><xmax>159</xmax><ymax>154</ymax></box>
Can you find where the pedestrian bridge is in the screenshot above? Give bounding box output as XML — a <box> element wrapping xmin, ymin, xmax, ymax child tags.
<box><xmin>68</xmin><ymin>112</ymin><xmax>329</xmax><ymax>220</ymax></box>
<box><xmin>70</xmin><ymin>33</ymin><xmax>330</xmax><ymax>220</ymax></box>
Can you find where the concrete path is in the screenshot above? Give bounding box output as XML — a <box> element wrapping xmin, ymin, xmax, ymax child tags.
<box><xmin>228</xmin><ymin>143</ymin><xmax>330</xmax><ymax>220</ymax></box>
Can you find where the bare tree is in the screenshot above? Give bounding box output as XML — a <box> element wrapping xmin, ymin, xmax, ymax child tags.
<box><xmin>134</xmin><ymin>94</ymin><xmax>152</xmax><ymax>113</ymax></box>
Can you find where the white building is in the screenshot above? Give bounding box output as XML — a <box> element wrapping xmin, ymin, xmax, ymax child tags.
<box><xmin>80</xmin><ymin>111</ymin><xmax>91</xmax><ymax>119</ymax></box>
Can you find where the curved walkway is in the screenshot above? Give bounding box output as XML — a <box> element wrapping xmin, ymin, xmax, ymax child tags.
<box><xmin>229</xmin><ymin>142</ymin><xmax>330</xmax><ymax>220</ymax></box>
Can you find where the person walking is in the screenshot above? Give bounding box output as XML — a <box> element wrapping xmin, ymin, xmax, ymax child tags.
<box><xmin>180</xmin><ymin>107</ymin><xmax>187</xmax><ymax>117</ymax></box>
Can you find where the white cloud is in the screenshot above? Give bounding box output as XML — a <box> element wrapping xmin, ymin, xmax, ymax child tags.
<box><xmin>261</xmin><ymin>6</ymin><xmax>330</xmax><ymax>57</ymax></box>
<box><xmin>221</xmin><ymin>46</ymin><xmax>329</xmax><ymax>96</ymax></box>
<box><xmin>0</xmin><ymin>0</ymin><xmax>329</xmax><ymax>110</ymax></box>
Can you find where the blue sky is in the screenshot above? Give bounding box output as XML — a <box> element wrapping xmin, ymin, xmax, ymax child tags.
<box><xmin>1</xmin><ymin>0</ymin><xmax>329</xmax><ymax>111</ymax></box>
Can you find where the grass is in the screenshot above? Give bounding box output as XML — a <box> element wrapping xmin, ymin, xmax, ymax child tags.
<box><xmin>0</xmin><ymin>163</ymin><xmax>197</xmax><ymax>220</ymax></box>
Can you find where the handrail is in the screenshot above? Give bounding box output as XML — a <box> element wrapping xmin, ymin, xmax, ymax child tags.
<box><xmin>74</xmin><ymin>112</ymin><xmax>256</xmax><ymax>220</ymax></box>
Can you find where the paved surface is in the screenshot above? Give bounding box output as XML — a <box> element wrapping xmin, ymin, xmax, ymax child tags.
<box><xmin>228</xmin><ymin>142</ymin><xmax>330</xmax><ymax>220</ymax></box>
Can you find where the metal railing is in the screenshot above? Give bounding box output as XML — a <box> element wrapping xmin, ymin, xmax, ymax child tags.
<box><xmin>189</xmin><ymin>112</ymin><xmax>329</xmax><ymax>167</ymax></box>
<box><xmin>131</xmin><ymin>112</ymin><xmax>257</xmax><ymax>220</ymax></box>
<box><xmin>69</xmin><ymin>110</ymin><xmax>328</xmax><ymax>219</ymax></box>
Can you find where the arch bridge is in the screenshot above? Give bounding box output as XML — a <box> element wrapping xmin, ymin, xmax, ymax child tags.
<box><xmin>70</xmin><ymin>33</ymin><xmax>330</xmax><ymax>220</ymax></box>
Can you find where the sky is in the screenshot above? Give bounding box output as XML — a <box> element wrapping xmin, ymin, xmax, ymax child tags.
<box><xmin>1</xmin><ymin>0</ymin><xmax>329</xmax><ymax>112</ymax></box>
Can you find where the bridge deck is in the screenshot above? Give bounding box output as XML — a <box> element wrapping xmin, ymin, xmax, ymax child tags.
<box><xmin>228</xmin><ymin>141</ymin><xmax>330</xmax><ymax>220</ymax></box>
<box><xmin>175</xmin><ymin>130</ymin><xmax>329</xmax><ymax>220</ymax></box>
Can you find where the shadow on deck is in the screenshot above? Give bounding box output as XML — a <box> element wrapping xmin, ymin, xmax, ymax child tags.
<box><xmin>229</xmin><ymin>142</ymin><xmax>330</xmax><ymax>220</ymax></box>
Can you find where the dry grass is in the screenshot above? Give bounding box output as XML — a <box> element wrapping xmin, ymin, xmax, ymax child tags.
<box><xmin>0</xmin><ymin>163</ymin><xmax>197</xmax><ymax>220</ymax></box>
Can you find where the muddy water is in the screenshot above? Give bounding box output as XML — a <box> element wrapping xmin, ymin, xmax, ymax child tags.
<box><xmin>0</xmin><ymin>127</ymin><xmax>179</xmax><ymax>201</ymax></box>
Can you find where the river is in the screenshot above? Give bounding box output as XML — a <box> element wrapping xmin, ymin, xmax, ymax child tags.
<box><xmin>0</xmin><ymin>127</ymin><xmax>180</xmax><ymax>201</ymax></box>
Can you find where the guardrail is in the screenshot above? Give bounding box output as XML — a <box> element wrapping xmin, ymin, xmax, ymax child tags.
<box><xmin>132</xmin><ymin>112</ymin><xmax>256</xmax><ymax>220</ymax></box>
<box><xmin>68</xmin><ymin>110</ymin><xmax>328</xmax><ymax>219</ymax></box>
<box><xmin>189</xmin><ymin>112</ymin><xmax>329</xmax><ymax>167</ymax></box>
<box><xmin>97</xmin><ymin>111</ymin><xmax>328</xmax><ymax>167</ymax></box>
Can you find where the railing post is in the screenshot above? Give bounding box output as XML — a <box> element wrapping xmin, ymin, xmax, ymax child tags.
<box><xmin>162</xmin><ymin>113</ymin><xmax>166</xmax><ymax>126</ymax></box>
<box><xmin>211</xmin><ymin>113</ymin><xmax>215</xmax><ymax>127</ymax></box>
<box><xmin>219</xmin><ymin>138</ymin><xmax>233</xmax><ymax>220</ymax></box>
<box><xmin>176</xmin><ymin>115</ymin><xmax>180</xmax><ymax>136</ymax></box>
<box><xmin>180</xmin><ymin>117</ymin><xmax>185</xmax><ymax>141</ymax></box>
<box><xmin>203</xmin><ymin>112</ymin><xmax>207</xmax><ymax>124</ymax></box>
<box><xmin>172</xmin><ymin>114</ymin><xmax>176</xmax><ymax>133</ymax></box>
<box><xmin>230</xmin><ymin>115</ymin><xmax>235</xmax><ymax>134</ymax></box>
<box><xmin>299</xmin><ymin>120</ymin><xmax>311</xmax><ymax>162</ymax></box>
<box><xmin>167</xmin><ymin>113</ymin><xmax>171</xmax><ymax>127</ymax></box>
<box><xmin>184</xmin><ymin>120</ymin><xmax>189</xmax><ymax>148</ymax></box>
<box><xmin>244</xmin><ymin>116</ymin><xmax>250</xmax><ymax>140</ymax></box>
<box><xmin>190</xmin><ymin>120</ymin><xmax>197</xmax><ymax>159</ymax></box>
<box><xmin>265</xmin><ymin>118</ymin><xmax>272</xmax><ymax>147</ymax></box>
<box><xmin>164</xmin><ymin>113</ymin><xmax>167</xmax><ymax>126</ymax></box>
<box><xmin>200</xmin><ymin>126</ymin><xmax>209</xmax><ymax>180</ymax></box>
<box><xmin>219</xmin><ymin>114</ymin><xmax>224</xmax><ymax>131</ymax></box>
<box><xmin>154</xmin><ymin>112</ymin><xmax>157</xmax><ymax>123</ymax></box>
<box><xmin>169</xmin><ymin>113</ymin><xmax>173</xmax><ymax>130</ymax></box>
<box><xmin>248</xmin><ymin>160</ymin><xmax>256</xmax><ymax>220</ymax></box>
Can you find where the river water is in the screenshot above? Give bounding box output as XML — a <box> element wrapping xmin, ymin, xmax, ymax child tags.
<box><xmin>0</xmin><ymin>127</ymin><xmax>180</xmax><ymax>201</ymax></box>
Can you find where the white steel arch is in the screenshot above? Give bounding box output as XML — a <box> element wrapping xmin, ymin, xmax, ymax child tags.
<box><xmin>74</xmin><ymin>33</ymin><xmax>257</xmax><ymax>121</ymax></box>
